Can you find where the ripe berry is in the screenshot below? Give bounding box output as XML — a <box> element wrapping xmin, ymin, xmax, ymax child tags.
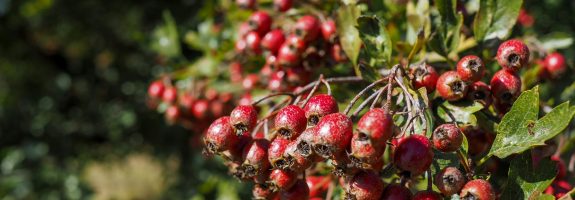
<box><xmin>413</xmin><ymin>191</ymin><xmax>442</xmax><ymax>200</ymax></box>
<box><xmin>239</xmin><ymin>22</ymin><xmax>252</xmax><ymax>38</ymax></box>
<box><xmin>457</xmin><ymin>55</ymin><xmax>485</xmax><ymax>82</ymax></box>
<box><xmin>314</xmin><ymin>113</ymin><xmax>353</xmax><ymax>159</ymax></box>
<box><xmin>330</xmin><ymin>43</ymin><xmax>348</xmax><ymax>63</ymax></box>
<box><xmin>245</xmin><ymin>31</ymin><xmax>262</xmax><ymax>55</ymax></box>
<box><xmin>551</xmin><ymin>156</ymin><xmax>567</xmax><ymax>179</ymax></box>
<box><xmin>236</xmin><ymin>0</ymin><xmax>256</xmax><ymax>10</ymax></box>
<box><xmin>293</xmin><ymin>127</ymin><xmax>320</xmax><ymax>160</ymax></box>
<box><xmin>283</xmin><ymin>140</ymin><xmax>312</xmax><ymax>172</ymax></box>
<box><xmin>496</xmin><ymin>39</ymin><xmax>530</xmax><ymax>72</ymax></box>
<box><xmin>307</xmin><ymin>176</ymin><xmax>330</xmax><ymax>198</ymax></box>
<box><xmin>345</xmin><ymin>171</ymin><xmax>384</xmax><ymax>200</ymax></box>
<box><xmin>274</xmin><ymin>0</ymin><xmax>292</xmax><ymax>12</ymax></box>
<box><xmin>148</xmin><ymin>80</ymin><xmax>165</xmax><ymax>99</ymax></box>
<box><xmin>285</xmin><ymin>34</ymin><xmax>307</xmax><ymax>53</ymax></box>
<box><xmin>230</xmin><ymin>105</ymin><xmax>258</xmax><ymax>135</ymax></box>
<box><xmin>321</xmin><ymin>20</ymin><xmax>337</xmax><ymax>42</ymax></box>
<box><xmin>262</xmin><ymin>30</ymin><xmax>285</xmax><ymax>56</ymax></box>
<box><xmin>490</xmin><ymin>69</ymin><xmax>521</xmax><ymax>105</ymax></box>
<box><xmin>411</xmin><ymin>64</ymin><xmax>439</xmax><ymax>93</ymax></box>
<box><xmin>277</xmin><ymin>43</ymin><xmax>301</xmax><ymax>67</ymax></box>
<box><xmin>248</xmin><ymin>11</ymin><xmax>272</xmax><ymax>37</ymax></box>
<box><xmin>542</xmin><ymin>52</ymin><xmax>567</xmax><ymax>79</ymax></box>
<box><xmin>460</xmin><ymin>179</ymin><xmax>496</xmax><ymax>200</ymax></box>
<box><xmin>230</xmin><ymin>62</ymin><xmax>243</xmax><ymax>83</ymax></box>
<box><xmin>432</xmin><ymin>124</ymin><xmax>463</xmax><ymax>152</ymax></box>
<box><xmin>356</xmin><ymin>108</ymin><xmax>394</xmax><ymax>145</ymax></box>
<box><xmin>461</xmin><ymin>126</ymin><xmax>495</xmax><ymax>156</ymax></box>
<box><xmin>241</xmin><ymin>139</ymin><xmax>270</xmax><ymax>178</ymax></box>
<box><xmin>253</xmin><ymin>184</ymin><xmax>277</xmax><ymax>200</ymax></box>
<box><xmin>393</xmin><ymin>134</ymin><xmax>433</xmax><ymax>177</ymax></box>
<box><xmin>517</xmin><ymin>9</ymin><xmax>534</xmax><ymax>28</ymax></box>
<box><xmin>349</xmin><ymin>133</ymin><xmax>385</xmax><ymax>169</ymax></box>
<box><xmin>268</xmin><ymin>70</ymin><xmax>287</xmax><ymax>92</ymax></box>
<box><xmin>546</xmin><ymin>180</ymin><xmax>573</xmax><ymax>198</ymax></box>
<box><xmin>235</xmin><ymin>38</ymin><xmax>247</xmax><ymax>53</ymax></box>
<box><xmin>242</xmin><ymin>74</ymin><xmax>259</xmax><ymax>90</ymax></box>
<box><xmin>191</xmin><ymin>99</ymin><xmax>209</xmax><ymax>120</ymax></box>
<box><xmin>204</xmin><ymin>116</ymin><xmax>240</xmax><ymax>154</ymax></box>
<box><xmin>467</xmin><ymin>81</ymin><xmax>492</xmax><ymax>107</ymax></box>
<box><xmin>279</xmin><ymin>179</ymin><xmax>310</xmax><ymax>200</ymax></box>
<box><xmin>274</xmin><ymin>105</ymin><xmax>307</xmax><ymax>139</ymax></box>
<box><xmin>268</xmin><ymin>169</ymin><xmax>298</xmax><ymax>190</ymax></box>
<box><xmin>165</xmin><ymin>105</ymin><xmax>181</xmax><ymax>124</ymax></box>
<box><xmin>285</xmin><ymin>65</ymin><xmax>311</xmax><ymax>86</ymax></box>
<box><xmin>303</xmin><ymin>94</ymin><xmax>339</xmax><ymax>126</ymax></box>
<box><xmin>381</xmin><ymin>184</ymin><xmax>413</xmax><ymax>200</ymax></box>
<box><xmin>268</xmin><ymin>137</ymin><xmax>291</xmax><ymax>170</ymax></box>
<box><xmin>239</xmin><ymin>93</ymin><xmax>253</xmax><ymax>106</ymax></box>
<box><xmin>162</xmin><ymin>86</ymin><xmax>178</xmax><ymax>104</ymax></box>
<box><xmin>294</xmin><ymin>15</ymin><xmax>321</xmax><ymax>42</ymax></box>
<box><xmin>434</xmin><ymin>167</ymin><xmax>465</xmax><ymax>196</ymax></box>
<box><xmin>436</xmin><ymin>71</ymin><xmax>468</xmax><ymax>101</ymax></box>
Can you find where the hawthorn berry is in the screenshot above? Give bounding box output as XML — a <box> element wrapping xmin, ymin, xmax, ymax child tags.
<box><xmin>241</xmin><ymin>139</ymin><xmax>271</xmax><ymax>178</ymax></box>
<box><xmin>292</xmin><ymin>127</ymin><xmax>320</xmax><ymax>160</ymax></box>
<box><xmin>551</xmin><ymin>156</ymin><xmax>567</xmax><ymax>179</ymax></box>
<box><xmin>517</xmin><ymin>9</ymin><xmax>534</xmax><ymax>28</ymax></box>
<box><xmin>457</xmin><ymin>55</ymin><xmax>485</xmax><ymax>82</ymax></box>
<box><xmin>253</xmin><ymin>184</ymin><xmax>277</xmax><ymax>200</ymax></box>
<box><xmin>460</xmin><ymin>179</ymin><xmax>496</xmax><ymax>200</ymax></box>
<box><xmin>279</xmin><ymin>179</ymin><xmax>310</xmax><ymax>199</ymax></box>
<box><xmin>162</xmin><ymin>86</ymin><xmax>178</xmax><ymax>104</ymax></box>
<box><xmin>230</xmin><ymin>105</ymin><xmax>258</xmax><ymax>135</ymax></box>
<box><xmin>235</xmin><ymin>38</ymin><xmax>247</xmax><ymax>53</ymax></box>
<box><xmin>381</xmin><ymin>184</ymin><xmax>413</xmax><ymax>200</ymax></box>
<box><xmin>461</xmin><ymin>126</ymin><xmax>495</xmax><ymax>156</ymax></box>
<box><xmin>413</xmin><ymin>191</ymin><xmax>442</xmax><ymax>200</ymax></box>
<box><xmin>262</xmin><ymin>29</ymin><xmax>286</xmax><ymax>56</ymax></box>
<box><xmin>274</xmin><ymin>0</ymin><xmax>292</xmax><ymax>12</ymax></box>
<box><xmin>236</xmin><ymin>0</ymin><xmax>256</xmax><ymax>10</ymax></box>
<box><xmin>356</xmin><ymin>108</ymin><xmax>394</xmax><ymax>145</ymax></box>
<box><xmin>490</xmin><ymin>69</ymin><xmax>521</xmax><ymax>105</ymax></box>
<box><xmin>307</xmin><ymin>176</ymin><xmax>330</xmax><ymax>198</ymax></box>
<box><xmin>303</xmin><ymin>94</ymin><xmax>339</xmax><ymax>126</ymax></box>
<box><xmin>542</xmin><ymin>52</ymin><xmax>567</xmax><ymax>79</ymax></box>
<box><xmin>165</xmin><ymin>105</ymin><xmax>180</xmax><ymax>124</ymax></box>
<box><xmin>345</xmin><ymin>171</ymin><xmax>384</xmax><ymax>200</ymax></box>
<box><xmin>467</xmin><ymin>81</ymin><xmax>492</xmax><ymax>107</ymax></box>
<box><xmin>411</xmin><ymin>64</ymin><xmax>439</xmax><ymax>93</ymax></box>
<box><xmin>268</xmin><ymin>169</ymin><xmax>298</xmax><ymax>191</ymax></box>
<box><xmin>277</xmin><ymin>43</ymin><xmax>301</xmax><ymax>67</ymax></box>
<box><xmin>238</xmin><ymin>22</ymin><xmax>252</xmax><ymax>38</ymax></box>
<box><xmin>313</xmin><ymin>113</ymin><xmax>353</xmax><ymax>159</ymax></box>
<box><xmin>330</xmin><ymin>43</ymin><xmax>348</xmax><ymax>63</ymax></box>
<box><xmin>268</xmin><ymin>70</ymin><xmax>287</xmax><ymax>91</ymax></box>
<box><xmin>283</xmin><ymin>140</ymin><xmax>312</xmax><ymax>172</ymax></box>
<box><xmin>242</xmin><ymin>74</ymin><xmax>259</xmax><ymax>90</ymax></box>
<box><xmin>245</xmin><ymin>31</ymin><xmax>262</xmax><ymax>55</ymax></box>
<box><xmin>321</xmin><ymin>20</ymin><xmax>337</xmax><ymax>42</ymax></box>
<box><xmin>268</xmin><ymin>137</ymin><xmax>292</xmax><ymax>170</ymax></box>
<box><xmin>432</xmin><ymin>124</ymin><xmax>463</xmax><ymax>152</ymax></box>
<box><xmin>204</xmin><ymin>116</ymin><xmax>240</xmax><ymax>154</ymax></box>
<box><xmin>434</xmin><ymin>167</ymin><xmax>465</xmax><ymax>196</ymax></box>
<box><xmin>285</xmin><ymin>65</ymin><xmax>311</xmax><ymax>86</ymax></box>
<box><xmin>294</xmin><ymin>15</ymin><xmax>321</xmax><ymax>42</ymax></box>
<box><xmin>496</xmin><ymin>39</ymin><xmax>530</xmax><ymax>72</ymax></box>
<box><xmin>436</xmin><ymin>71</ymin><xmax>468</xmax><ymax>101</ymax></box>
<box><xmin>393</xmin><ymin>134</ymin><xmax>433</xmax><ymax>177</ymax></box>
<box><xmin>248</xmin><ymin>11</ymin><xmax>272</xmax><ymax>37</ymax></box>
<box><xmin>191</xmin><ymin>99</ymin><xmax>209</xmax><ymax>120</ymax></box>
<box><xmin>546</xmin><ymin>180</ymin><xmax>573</xmax><ymax>198</ymax></box>
<box><xmin>148</xmin><ymin>80</ymin><xmax>165</xmax><ymax>99</ymax></box>
<box><xmin>349</xmin><ymin>133</ymin><xmax>385</xmax><ymax>169</ymax></box>
<box><xmin>274</xmin><ymin>105</ymin><xmax>307</xmax><ymax>139</ymax></box>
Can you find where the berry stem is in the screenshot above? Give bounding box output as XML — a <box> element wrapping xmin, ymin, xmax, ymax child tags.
<box><xmin>426</xmin><ymin>169</ymin><xmax>433</xmax><ymax>191</ymax></box>
<box><xmin>352</xmin><ymin>84</ymin><xmax>388</xmax><ymax>118</ymax></box>
<box><xmin>370</xmin><ymin>87</ymin><xmax>385</xmax><ymax>109</ymax></box>
<box><xmin>294</xmin><ymin>76</ymin><xmax>364</xmax><ymax>96</ymax></box>
<box><xmin>252</xmin><ymin>92</ymin><xmax>296</xmax><ymax>106</ymax></box>
<box><xmin>343</xmin><ymin>79</ymin><xmax>387</xmax><ymax>115</ymax></box>
<box><xmin>299</xmin><ymin>74</ymin><xmax>324</xmax><ymax>106</ymax></box>
<box><xmin>321</xmin><ymin>77</ymin><xmax>331</xmax><ymax>95</ymax></box>
<box><xmin>457</xmin><ymin>149</ymin><xmax>474</xmax><ymax>179</ymax></box>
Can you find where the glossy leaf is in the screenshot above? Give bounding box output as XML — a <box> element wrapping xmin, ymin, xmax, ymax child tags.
<box><xmin>501</xmin><ymin>153</ymin><xmax>556</xmax><ymax>199</ymax></box>
<box><xmin>436</xmin><ymin>100</ymin><xmax>484</xmax><ymax>125</ymax></box>
<box><xmin>151</xmin><ymin>11</ymin><xmax>181</xmax><ymax>58</ymax></box>
<box><xmin>357</xmin><ymin>15</ymin><xmax>392</xmax><ymax>68</ymax></box>
<box><xmin>337</xmin><ymin>3</ymin><xmax>362</xmax><ymax>72</ymax></box>
<box><xmin>540</xmin><ymin>32</ymin><xmax>574</xmax><ymax>51</ymax></box>
<box><xmin>473</xmin><ymin>0</ymin><xmax>523</xmax><ymax>41</ymax></box>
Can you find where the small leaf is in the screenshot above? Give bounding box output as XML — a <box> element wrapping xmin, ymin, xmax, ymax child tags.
<box><xmin>337</xmin><ymin>3</ymin><xmax>362</xmax><ymax>72</ymax></box>
<box><xmin>537</xmin><ymin>194</ymin><xmax>556</xmax><ymax>200</ymax></box>
<box><xmin>488</xmin><ymin>87</ymin><xmax>575</xmax><ymax>158</ymax></box>
<box><xmin>501</xmin><ymin>153</ymin><xmax>557</xmax><ymax>199</ymax></box>
<box><xmin>151</xmin><ymin>11</ymin><xmax>181</xmax><ymax>58</ymax></box>
<box><xmin>356</xmin><ymin>15</ymin><xmax>392</xmax><ymax>68</ymax></box>
<box><xmin>436</xmin><ymin>100</ymin><xmax>484</xmax><ymax>125</ymax></box>
<box><xmin>407</xmin><ymin>30</ymin><xmax>426</xmax><ymax>63</ymax></box>
<box><xmin>473</xmin><ymin>0</ymin><xmax>523</xmax><ymax>41</ymax></box>
<box><xmin>406</xmin><ymin>0</ymin><xmax>430</xmax><ymax>45</ymax></box>
<box><xmin>430</xmin><ymin>149</ymin><xmax>459</xmax><ymax>175</ymax></box>
<box><xmin>540</xmin><ymin>32</ymin><xmax>574</xmax><ymax>51</ymax></box>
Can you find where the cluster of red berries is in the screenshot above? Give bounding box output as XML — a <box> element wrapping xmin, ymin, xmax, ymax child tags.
<box><xmin>411</xmin><ymin>39</ymin><xmax>530</xmax><ymax>115</ymax></box>
<box><xmin>231</xmin><ymin>1</ymin><xmax>347</xmax><ymax>95</ymax></box>
<box><xmin>545</xmin><ymin>156</ymin><xmax>573</xmax><ymax>198</ymax></box>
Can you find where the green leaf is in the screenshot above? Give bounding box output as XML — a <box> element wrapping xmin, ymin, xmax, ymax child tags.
<box><xmin>356</xmin><ymin>15</ymin><xmax>392</xmax><ymax>68</ymax></box>
<box><xmin>151</xmin><ymin>11</ymin><xmax>181</xmax><ymax>58</ymax></box>
<box><xmin>488</xmin><ymin>86</ymin><xmax>575</xmax><ymax>158</ymax></box>
<box><xmin>501</xmin><ymin>153</ymin><xmax>556</xmax><ymax>200</ymax></box>
<box><xmin>407</xmin><ymin>30</ymin><xmax>426</xmax><ymax>63</ymax></box>
<box><xmin>540</xmin><ymin>32</ymin><xmax>574</xmax><ymax>51</ymax></box>
<box><xmin>436</xmin><ymin>100</ymin><xmax>484</xmax><ymax>125</ymax></box>
<box><xmin>406</xmin><ymin>0</ymin><xmax>430</xmax><ymax>45</ymax></box>
<box><xmin>537</xmin><ymin>194</ymin><xmax>556</xmax><ymax>200</ymax></box>
<box><xmin>337</xmin><ymin>3</ymin><xmax>362</xmax><ymax>72</ymax></box>
<box><xmin>473</xmin><ymin>0</ymin><xmax>523</xmax><ymax>41</ymax></box>
<box><xmin>430</xmin><ymin>0</ymin><xmax>463</xmax><ymax>56</ymax></box>
<box><xmin>430</xmin><ymin>149</ymin><xmax>459</xmax><ymax>175</ymax></box>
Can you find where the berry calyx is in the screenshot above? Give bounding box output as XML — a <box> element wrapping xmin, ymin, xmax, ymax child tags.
<box><xmin>268</xmin><ymin>169</ymin><xmax>298</xmax><ymax>190</ymax></box>
<box><xmin>467</xmin><ymin>81</ymin><xmax>492</xmax><ymax>107</ymax></box>
<box><xmin>436</xmin><ymin>71</ymin><xmax>469</xmax><ymax>101</ymax></box>
<box><xmin>496</xmin><ymin>39</ymin><xmax>530</xmax><ymax>72</ymax></box>
<box><xmin>241</xmin><ymin>139</ymin><xmax>271</xmax><ymax>178</ymax></box>
<box><xmin>268</xmin><ymin>137</ymin><xmax>292</xmax><ymax>170</ymax></box>
<box><xmin>349</xmin><ymin>133</ymin><xmax>385</xmax><ymax>169</ymax></box>
<box><xmin>413</xmin><ymin>191</ymin><xmax>442</xmax><ymax>200</ymax></box>
<box><xmin>457</xmin><ymin>55</ymin><xmax>485</xmax><ymax>82</ymax></box>
<box><xmin>542</xmin><ymin>52</ymin><xmax>567</xmax><ymax>79</ymax></box>
<box><xmin>411</xmin><ymin>64</ymin><xmax>439</xmax><ymax>93</ymax></box>
<box><xmin>248</xmin><ymin>11</ymin><xmax>272</xmax><ymax>37</ymax></box>
<box><xmin>303</xmin><ymin>94</ymin><xmax>339</xmax><ymax>126</ymax></box>
<box><xmin>230</xmin><ymin>105</ymin><xmax>258</xmax><ymax>135</ymax></box>
<box><xmin>393</xmin><ymin>134</ymin><xmax>433</xmax><ymax>177</ymax></box>
<box><xmin>381</xmin><ymin>184</ymin><xmax>413</xmax><ymax>200</ymax></box>
<box><xmin>490</xmin><ymin>69</ymin><xmax>522</xmax><ymax>105</ymax></box>
<box><xmin>262</xmin><ymin>29</ymin><xmax>286</xmax><ymax>56</ymax></box>
<box><xmin>356</xmin><ymin>108</ymin><xmax>394</xmax><ymax>145</ymax></box>
<box><xmin>434</xmin><ymin>167</ymin><xmax>465</xmax><ymax>196</ymax></box>
<box><xmin>204</xmin><ymin>116</ymin><xmax>240</xmax><ymax>154</ymax></box>
<box><xmin>313</xmin><ymin>113</ymin><xmax>353</xmax><ymax>159</ymax></box>
<box><xmin>432</xmin><ymin>124</ymin><xmax>463</xmax><ymax>152</ymax></box>
<box><xmin>460</xmin><ymin>179</ymin><xmax>496</xmax><ymax>200</ymax></box>
<box><xmin>345</xmin><ymin>171</ymin><xmax>384</xmax><ymax>200</ymax></box>
<box><xmin>294</xmin><ymin>15</ymin><xmax>321</xmax><ymax>42</ymax></box>
<box><xmin>274</xmin><ymin>105</ymin><xmax>307</xmax><ymax>139</ymax></box>
<box><xmin>148</xmin><ymin>80</ymin><xmax>165</xmax><ymax>99</ymax></box>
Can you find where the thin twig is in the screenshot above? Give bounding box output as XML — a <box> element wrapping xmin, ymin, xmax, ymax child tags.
<box><xmin>344</xmin><ymin>79</ymin><xmax>387</xmax><ymax>115</ymax></box>
<box><xmin>352</xmin><ymin>90</ymin><xmax>381</xmax><ymax>118</ymax></box>
<box><xmin>370</xmin><ymin>87</ymin><xmax>386</xmax><ymax>109</ymax></box>
<box><xmin>300</xmin><ymin>74</ymin><xmax>324</xmax><ymax>107</ymax></box>
<box><xmin>252</xmin><ymin>92</ymin><xmax>296</xmax><ymax>106</ymax></box>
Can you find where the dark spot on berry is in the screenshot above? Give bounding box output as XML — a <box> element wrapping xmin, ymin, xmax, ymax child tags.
<box><xmin>443</xmin><ymin>174</ymin><xmax>456</xmax><ymax>185</ymax></box>
<box><xmin>295</xmin><ymin>28</ymin><xmax>304</xmax><ymax>37</ymax></box>
<box><xmin>473</xmin><ymin>91</ymin><xmax>486</xmax><ymax>100</ymax></box>
<box><xmin>451</xmin><ymin>80</ymin><xmax>465</xmax><ymax>94</ymax></box>
<box><xmin>308</xmin><ymin>115</ymin><xmax>320</xmax><ymax>126</ymax></box>
<box><xmin>501</xmin><ymin>92</ymin><xmax>512</xmax><ymax>101</ymax></box>
<box><xmin>233</xmin><ymin>124</ymin><xmax>248</xmax><ymax>136</ymax></box>
<box><xmin>297</xmin><ymin>141</ymin><xmax>312</xmax><ymax>157</ymax></box>
<box><xmin>508</xmin><ymin>53</ymin><xmax>520</xmax><ymax>66</ymax></box>
<box><xmin>277</xmin><ymin>128</ymin><xmax>292</xmax><ymax>138</ymax></box>
<box><xmin>357</xmin><ymin>132</ymin><xmax>369</xmax><ymax>141</ymax></box>
<box><xmin>314</xmin><ymin>144</ymin><xmax>332</xmax><ymax>158</ymax></box>
<box><xmin>206</xmin><ymin>142</ymin><xmax>218</xmax><ymax>154</ymax></box>
<box><xmin>461</xmin><ymin>193</ymin><xmax>479</xmax><ymax>200</ymax></box>
<box><xmin>414</xmin><ymin>67</ymin><xmax>427</xmax><ymax>80</ymax></box>
<box><xmin>468</xmin><ymin>59</ymin><xmax>480</xmax><ymax>72</ymax></box>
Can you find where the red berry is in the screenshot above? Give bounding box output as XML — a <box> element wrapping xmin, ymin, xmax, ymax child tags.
<box><xmin>249</xmin><ymin>11</ymin><xmax>272</xmax><ymax>37</ymax></box>
<box><xmin>279</xmin><ymin>179</ymin><xmax>310</xmax><ymax>200</ymax></box>
<box><xmin>241</xmin><ymin>139</ymin><xmax>271</xmax><ymax>178</ymax></box>
<box><xmin>321</xmin><ymin>20</ymin><xmax>337</xmax><ymax>42</ymax></box>
<box><xmin>253</xmin><ymin>184</ymin><xmax>277</xmax><ymax>200</ymax></box>
<box><xmin>467</xmin><ymin>81</ymin><xmax>492</xmax><ymax>107</ymax></box>
<box><xmin>314</xmin><ymin>113</ymin><xmax>353</xmax><ymax>159</ymax></box>
<box><xmin>461</xmin><ymin>126</ymin><xmax>494</xmax><ymax>156</ymax></box>
<box><xmin>165</xmin><ymin>105</ymin><xmax>181</xmax><ymax>124</ymax></box>
<box><xmin>230</xmin><ymin>105</ymin><xmax>258</xmax><ymax>135</ymax></box>
<box><xmin>413</xmin><ymin>191</ymin><xmax>442</xmax><ymax>200</ymax></box>
<box><xmin>162</xmin><ymin>86</ymin><xmax>178</xmax><ymax>104</ymax></box>
<box><xmin>411</xmin><ymin>64</ymin><xmax>439</xmax><ymax>93</ymax></box>
<box><xmin>436</xmin><ymin>71</ymin><xmax>469</xmax><ymax>101</ymax></box>
<box><xmin>274</xmin><ymin>105</ymin><xmax>307</xmax><ymax>139</ymax></box>
<box><xmin>306</xmin><ymin>176</ymin><xmax>330</xmax><ymax>198</ymax></box>
<box><xmin>294</xmin><ymin>15</ymin><xmax>321</xmax><ymax>42</ymax></box>
<box><xmin>356</xmin><ymin>108</ymin><xmax>394</xmax><ymax>145</ymax></box>
<box><xmin>432</xmin><ymin>124</ymin><xmax>463</xmax><ymax>152</ymax></box>
<box><xmin>148</xmin><ymin>80</ymin><xmax>165</xmax><ymax>99</ymax></box>
<box><xmin>277</xmin><ymin>43</ymin><xmax>301</xmax><ymax>67</ymax></box>
<box><xmin>239</xmin><ymin>22</ymin><xmax>252</xmax><ymax>38</ymax></box>
<box><xmin>268</xmin><ymin>137</ymin><xmax>291</xmax><ymax>169</ymax></box>
<box><xmin>243</xmin><ymin>74</ymin><xmax>260</xmax><ymax>90</ymax></box>
<box><xmin>268</xmin><ymin>70</ymin><xmax>287</xmax><ymax>92</ymax></box>
<box><xmin>490</xmin><ymin>69</ymin><xmax>521</xmax><ymax>105</ymax></box>
<box><xmin>285</xmin><ymin>65</ymin><xmax>311</xmax><ymax>86</ymax></box>
<box><xmin>274</xmin><ymin>0</ymin><xmax>292</xmax><ymax>12</ymax></box>
<box><xmin>230</xmin><ymin>62</ymin><xmax>243</xmax><ymax>83</ymax></box>
<box><xmin>239</xmin><ymin>93</ymin><xmax>253</xmax><ymax>106</ymax></box>
<box><xmin>381</xmin><ymin>184</ymin><xmax>413</xmax><ymax>200</ymax></box>
<box><xmin>457</xmin><ymin>55</ymin><xmax>485</xmax><ymax>82</ymax></box>
<box><xmin>349</xmin><ymin>133</ymin><xmax>385</xmax><ymax>169</ymax></box>
<box><xmin>262</xmin><ymin>30</ymin><xmax>286</xmax><ymax>55</ymax></box>
<box><xmin>268</xmin><ymin>169</ymin><xmax>298</xmax><ymax>190</ymax></box>
<box><xmin>191</xmin><ymin>99</ymin><xmax>209</xmax><ymax>120</ymax></box>
<box><xmin>460</xmin><ymin>179</ymin><xmax>496</xmax><ymax>200</ymax></box>
<box><xmin>246</xmin><ymin>31</ymin><xmax>262</xmax><ymax>55</ymax></box>
<box><xmin>204</xmin><ymin>116</ymin><xmax>240</xmax><ymax>154</ymax></box>
<box><xmin>393</xmin><ymin>134</ymin><xmax>433</xmax><ymax>177</ymax></box>
<box><xmin>292</xmin><ymin>127</ymin><xmax>321</xmax><ymax>160</ymax></box>
<box><xmin>517</xmin><ymin>9</ymin><xmax>534</xmax><ymax>27</ymax></box>
<box><xmin>285</xmin><ymin>34</ymin><xmax>307</xmax><ymax>53</ymax></box>
<box><xmin>551</xmin><ymin>156</ymin><xmax>567</xmax><ymax>179</ymax></box>
<box><xmin>542</xmin><ymin>52</ymin><xmax>567</xmax><ymax>79</ymax></box>
<box><xmin>330</xmin><ymin>43</ymin><xmax>348</xmax><ymax>63</ymax></box>
<box><xmin>303</xmin><ymin>94</ymin><xmax>339</xmax><ymax>126</ymax></box>
<box><xmin>236</xmin><ymin>0</ymin><xmax>256</xmax><ymax>9</ymax></box>
<box><xmin>345</xmin><ymin>171</ymin><xmax>384</xmax><ymax>200</ymax></box>
<box><xmin>496</xmin><ymin>39</ymin><xmax>530</xmax><ymax>72</ymax></box>
<box><xmin>283</xmin><ymin>140</ymin><xmax>312</xmax><ymax>172</ymax></box>
<box><xmin>434</xmin><ymin>167</ymin><xmax>465</xmax><ymax>196</ymax></box>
